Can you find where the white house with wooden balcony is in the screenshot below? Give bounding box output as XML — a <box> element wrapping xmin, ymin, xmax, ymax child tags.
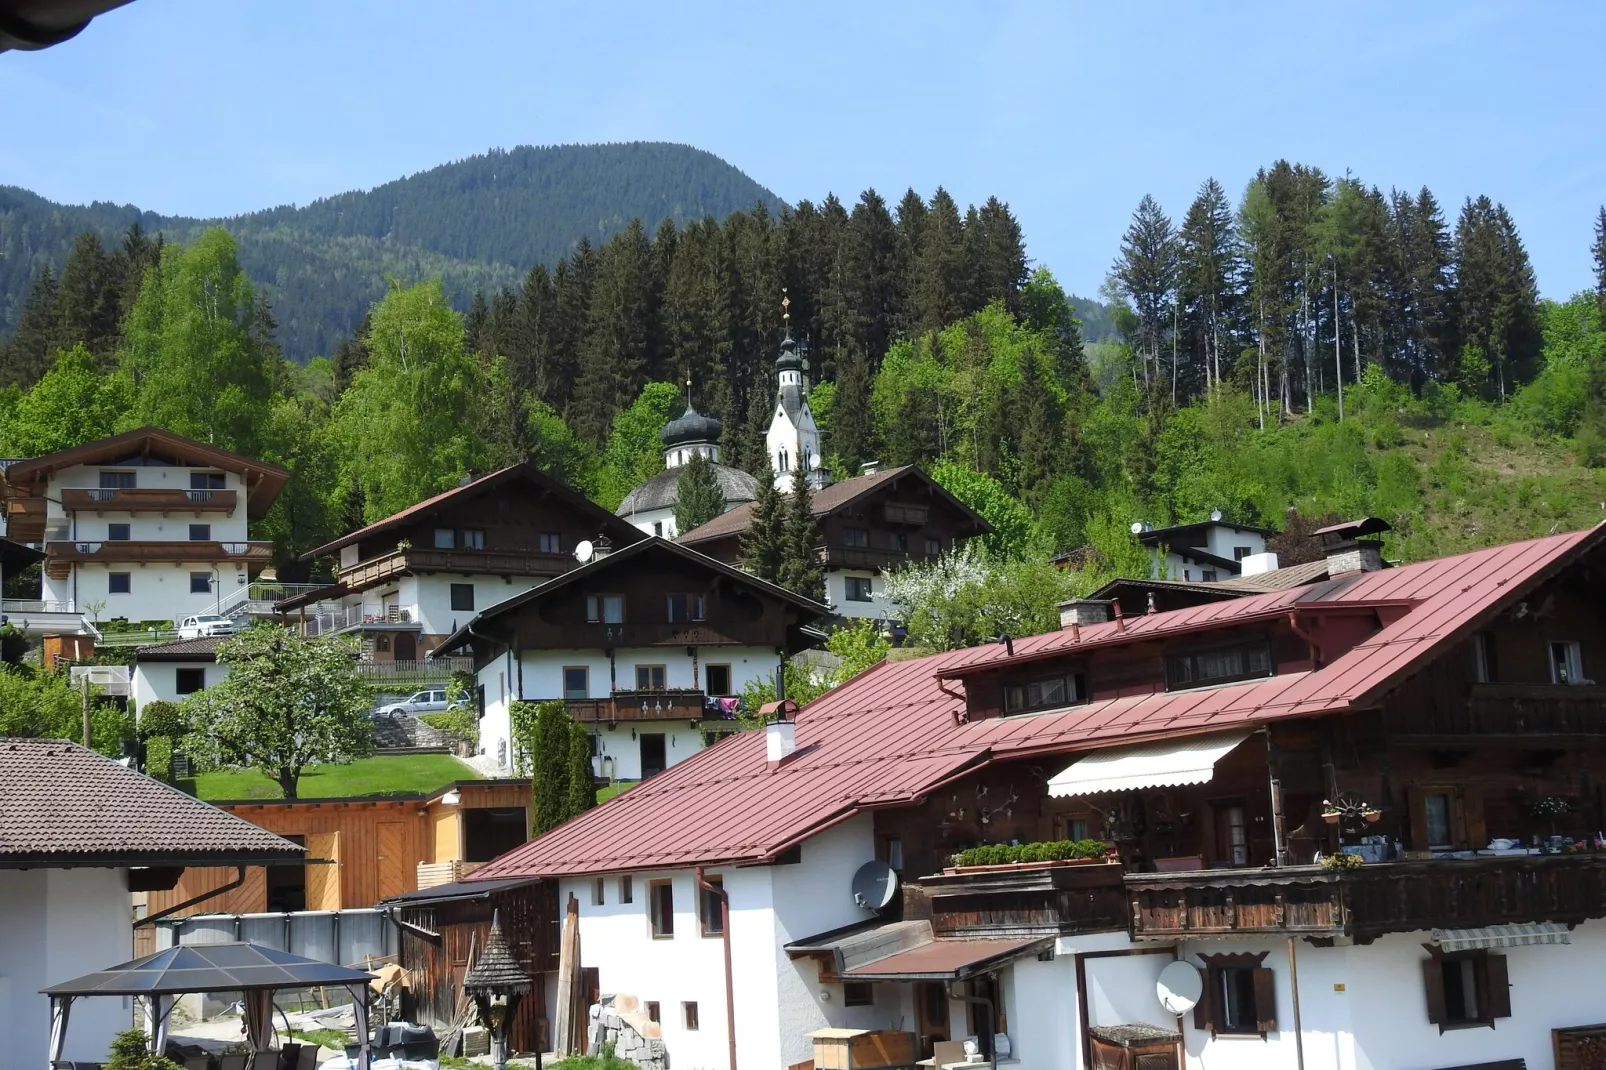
<box><xmin>677</xmin><ymin>464</ymin><xmax>992</xmax><ymax>621</ymax></box>
<box><xmin>0</xmin><ymin>428</ymin><xmax>285</xmax><ymax>628</ymax></box>
<box><xmin>277</xmin><ymin>465</ymin><xmax>648</xmax><ymax>667</ymax></box>
<box><xmin>430</xmin><ymin>536</ymin><xmax>828</xmax><ymax>778</ymax></box>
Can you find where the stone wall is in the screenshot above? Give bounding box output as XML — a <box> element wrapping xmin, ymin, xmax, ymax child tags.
<box><xmin>588</xmin><ymin>994</ymin><xmax>668</xmax><ymax>1070</ymax></box>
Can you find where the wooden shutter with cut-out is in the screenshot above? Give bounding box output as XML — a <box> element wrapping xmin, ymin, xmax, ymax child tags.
<box><xmin>1483</xmin><ymin>953</ymin><xmax>1512</xmax><ymax>1020</ymax></box>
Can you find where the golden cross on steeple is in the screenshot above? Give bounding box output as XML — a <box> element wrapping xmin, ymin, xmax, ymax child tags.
<box><xmin>685</xmin><ymin>376</ymin><xmax>693</xmax><ymax>409</ymax></box>
<box><xmin>781</xmin><ymin>288</ymin><xmax>790</xmax><ymax>332</ymax></box>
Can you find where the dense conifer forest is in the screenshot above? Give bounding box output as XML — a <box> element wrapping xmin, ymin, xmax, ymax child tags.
<box><xmin>2</xmin><ymin>149</ymin><xmax>1605</xmax><ymax>629</ymax></box>
<box><xmin>0</xmin><ymin>142</ymin><xmax>781</xmax><ymax>360</ymax></box>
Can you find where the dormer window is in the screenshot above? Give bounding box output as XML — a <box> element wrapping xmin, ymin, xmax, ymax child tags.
<box><xmin>1003</xmin><ymin>671</ymin><xmax>1086</xmax><ymax>714</ymax></box>
<box><xmin>587</xmin><ymin>594</ymin><xmax>624</xmax><ymax>624</ymax></box>
<box><xmin>1166</xmin><ymin>640</ymin><xmax>1273</xmax><ymax>691</ymax></box>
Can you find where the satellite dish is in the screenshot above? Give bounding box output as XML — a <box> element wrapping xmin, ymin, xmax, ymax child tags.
<box><xmin>574</xmin><ymin>540</ymin><xmax>594</xmax><ymax>563</ymax></box>
<box><xmin>1210</xmin><ymin>509</ymin><xmax>1224</xmax><ymax>522</ymax></box>
<box><xmin>1156</xmin><ymin>961</ymin><xmax>1204</xmax><ymax>1015</ymax></box>
<box><xmin>1130</xmin><ymin>521</ymin><xmax>1144</xmax><ymax>535</ymax></box>
<box><xmin>850</xmin><ymin>860</ymin><xmax>899</xmax><ymax>913</ymax></box>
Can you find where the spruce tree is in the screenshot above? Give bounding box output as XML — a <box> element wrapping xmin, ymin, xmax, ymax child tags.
<box><xmin>565</xmin><ymin>720</ymin><xmax>596</xmax><ymax>818</ymax></box>
<box><xmin>1594</xmin><ymin>206</ymin><xmax>1606</xmax><ymax>317</ymax></box>
<box><xmin>674</xmin><ymin>449</ymin><xmax>726</xmax><ymax>535</ymax></box>
<box><xmin>849</xmin><ymin>189</ymin><xmax>902</xmax><ymax>363</ymax></box>
<box><xmin>532</xmin><ymin>700</ymin><xmax>572</xmax><ymax>834</ymax></box>
<box><xmin>778</xmin><ymin>461</ymin><xmax>824</xmax><ymax>600</ymax></box>
<box><xmin>910</xmin><ymin>188</ymin><xmax>969</xmax><ymax>336</ymax></box>
<box><xmin>465</xmin><ymin>290</ymin><xmax>489</xmax><ymax>354</ymax></box>
<box><xmin>830</xmin><ymin>346</ymin><xmax>876</xmax><ymax>472</ymax></box>
<box><xmin>1110</xmin><ymin>194</ymin><xmax>1180</xmax><ymax>394</ymax></box>
<box><xmin>1177</xmin><ymin>178</ymin><xmax>1237</xmax><ymax>398</ymax></box>
<box><xmin>971</xmin><ymin>196</ymin><xmax>1029</xmax><ymax>315</ymax></box>
<box><xmin>1017</xmin><ymin>349</ymin><xmax>1061</xmax><ymax>506</ymax></box>
<box><xmin>56</xmin><ymin>232</ymin><xmax>120</xmax><ymax>365</ymax></box>
<box><xmin>739</xmin><ymin>460</ymin><xmax>786</xmax><ymax>583</ymax></box>
<box><xmin>2</xmin><ymin>266</ymin><xmax>61</xmax><ymax>388</ymax></box>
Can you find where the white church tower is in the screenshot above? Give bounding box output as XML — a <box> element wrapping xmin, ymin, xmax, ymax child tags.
<box><xmin>765</xmin><ymin>290</ymin><xmax>829</xmax><ymax>492</ymax></box>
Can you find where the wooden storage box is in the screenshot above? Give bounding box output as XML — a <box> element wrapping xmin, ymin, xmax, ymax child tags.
<box><xmin>809</xmin><ymin>1028</ymin><xmax>917</xmax><ymax>1070</ymax></box>
<box><xmin>1088</xmin><ymin>1024</ymin><xmax>1180</xmax><ymax>1070</ymax></box>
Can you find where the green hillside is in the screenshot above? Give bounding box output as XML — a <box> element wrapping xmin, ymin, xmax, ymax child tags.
<box><xmin>0</xmin><ymin>142</ymin><xmax>781</xmax><ymax>360</ymax></box>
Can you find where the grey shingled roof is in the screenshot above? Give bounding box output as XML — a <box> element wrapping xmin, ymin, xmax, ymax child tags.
<box><xmin>462</xmin><ymin>913</ymin><xmax>532</xmax><ymax>992</ymax></box>
<box><xmin>0</xmin><ymin>739</ymin><xmax>305</xmax><ymax>866</ymax></box>
<box><xmin>135</xmin><ymin>636</ymin><xmax>226</xmax><ymax>660</ymax></box>
<box><xmin>616</xmin><ymin>462</ymin><xmax>759</xmax><ymax>516</ymax></box>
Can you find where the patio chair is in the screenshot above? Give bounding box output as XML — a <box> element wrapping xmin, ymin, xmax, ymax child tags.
<box><xmin>294</xmin><ymin>1046</ymin><xmax>318</xmax><ymax>1070</ymax></box>
<box><xmin>218</xmin><ymin>1054</ymin><xmax>248</xmax><ymax>1070</ymax></box>
<box><xmin>182</xmin><ymin>1056</ymin><xmax>212</xmax><ymax>1070</ymax></box>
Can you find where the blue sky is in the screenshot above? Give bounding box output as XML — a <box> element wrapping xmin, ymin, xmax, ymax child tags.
<box><xmin>3</xmin><ymin>0</ymin><xmax>1603</xmax><ymax>300</ymax></box>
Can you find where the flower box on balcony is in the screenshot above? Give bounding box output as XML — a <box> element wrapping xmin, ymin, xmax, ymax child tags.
<box><xmin>942</xmin><ymin>856</ymin><xmax>1120</xmax><ymax>876</ymax></box>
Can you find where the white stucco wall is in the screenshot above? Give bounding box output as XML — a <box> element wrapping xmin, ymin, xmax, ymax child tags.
<box><xmin>558</xmin><ymin>814</ymin><xmax>889</xmax><ymax>1070</ymax></box>
<box><xmin>131</xmin><ymin>660</ymin><xmax>228</xmax><ymax>710</ymax></box>
<box><xmin>476</xmin><ymin>646</ymin><xmax>778</xmax><ymax>775</ymax></box>
<box><xmin>39</xmin><ymin>463</ymin><xmax>256</xmax><ymax>622</ymax></box>
<box><xmin>621</xmin><ymin>505</ymin><xmax>677</xmax><ymax>540</ymax></box>
<box><xmin>766</xmin><ymin>396</ymin><xmax>821</xmax><ymax>492</ymax></box>
<box><xmin>0</xmin><ymin>868</ymin><xmax>133</xmax><ymax>1065</ymax></box>
<box><xmin>825</xmin><ymin>570</ymin><xmax>894</xmax><ymax>620</ymax></box>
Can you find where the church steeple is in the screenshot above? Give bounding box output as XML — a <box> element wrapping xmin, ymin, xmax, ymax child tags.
<box><xmin>765</xmin><ymin>289</ymin><xmax>827</xmax><ymax>491</ymax></box>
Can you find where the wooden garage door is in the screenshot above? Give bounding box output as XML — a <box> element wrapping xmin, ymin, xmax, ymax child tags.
<box><xmin>377</xmin><ymin>821</ymin><xmax>410</xmax><ymax>900</ymax></box>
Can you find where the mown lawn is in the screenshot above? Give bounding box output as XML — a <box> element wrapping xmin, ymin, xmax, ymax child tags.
<box><xmin>596</xmin><ymin>780</ymin><xmax>637</xmax><ymax>804</ymax></box>
<box><xmin>190</xmin><ymin>754</ymin><xmax>482</xmax><ymax>801</ymax></box>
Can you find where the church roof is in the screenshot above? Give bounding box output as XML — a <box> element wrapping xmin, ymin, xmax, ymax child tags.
<box><xmin>775</xmin><ymin>336</ymin><xmax>807</xmax><ymax>422</ymax></box>
<box><xmin>616</xmin><ymin>462</ymin><xmax>760</xmax><ymax>517</ymax></box>
<box><xmin>661</xmin><ymin>403</ymin><xmax>723</xmax><ymax>448</ymax></box>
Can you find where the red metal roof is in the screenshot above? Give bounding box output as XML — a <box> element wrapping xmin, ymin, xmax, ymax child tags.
<box><xmin>473</xmin><ymin>526</ymin><xmax>1604</xmax><ymax>881</ymax></box>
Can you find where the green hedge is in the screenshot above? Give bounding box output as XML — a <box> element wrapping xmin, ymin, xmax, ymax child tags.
<box><xmin>420</xmin><ymin>707</ymin><xmax>478</xmax><ymax>745</ymax></box>
<box><xmin>140</xmin><ymin>700</ymin><xmax>186</xmax><ymax>740</ymax></box>
<box><xmin>950</xmin><ymin>839</ymin><xmax>1109</xmax><ymax>867</ymax></box>
<box><xmin>145</xmin><ymin>736</ymin><xmax>173</xmax><ymax>784</ymax></box>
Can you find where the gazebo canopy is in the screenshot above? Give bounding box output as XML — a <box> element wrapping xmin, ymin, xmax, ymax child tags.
<box><xmin>43</xmin><ymin>942</ymin><xmax>375</xmax><ymax>996</ymax></box>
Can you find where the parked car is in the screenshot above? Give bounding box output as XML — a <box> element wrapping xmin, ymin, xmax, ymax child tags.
<box><xmin>176</xmin><ymin>614</ymin><xmax>237</xmax><ymax>639</ymax></box>
<box><xmin>382</xmin><ymin>689</ymin><xmax>459</xmax><ymax>717</ymax></box>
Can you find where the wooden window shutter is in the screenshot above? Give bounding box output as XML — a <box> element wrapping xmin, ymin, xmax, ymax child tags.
<box><xmin>1408</xmin><ymin>789</ymin><xmax>1431</xmax><ymax>852</ymax></box>
<box><xmin>1463</xmin><ymin>789</ymin><xmax>1487</xmax><ymax>853</ymax></box>
<box><xmin>1252</xmin><ymin>967</ymin><xmax>1278</xmax><ymax>1033</ymax></box>
<box><xmin>1483</xmin><ymin>953</ymin><xmax>1512</xmax><ymax>1020</ymax></box>
<box><xmin>1422</xmin><ymin>954</ymin><xmax>1448</xmax><ymax>1027</ymax></box>
<box><xmin>1193</xmin><ymin>967</ymin><xmax>1215</xmax><ymax>1032</ymax></box>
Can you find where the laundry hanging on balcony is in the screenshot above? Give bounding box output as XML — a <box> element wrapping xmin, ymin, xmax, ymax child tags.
<box><xmin>1047</xmin><ymin>729</ymin><xmax>1253</xmax><ymax>797</ymax></box>
<box><xmin>1433</xmin><ymin>922</ymin><xmax>1572</xmax><ymax>952</ymax></box>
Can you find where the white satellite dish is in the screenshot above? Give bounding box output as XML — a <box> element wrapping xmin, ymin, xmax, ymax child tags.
<box><xmin>1130</xmin><ymin>521</ymin><xmax>1144</xmax><ymax>535</ymax></box>
<box><xmin>850</xmin><ymin>860</ymin><xmax>899</xmax><ymax>913</ymax></box>
<box><xmin>1210</xmin><ymin>508</ymin><xmax>1223</xmax><ymax>522</ymax></box>
<box><xmin>574</xmin><ymin>540</ymin><xmax>594</xmax><ymax>563</ymax></box>
<box><xmin>1156</xmin><ymin>960</ymin><xmax>1204</xmax><ymax>1015</ymax></box>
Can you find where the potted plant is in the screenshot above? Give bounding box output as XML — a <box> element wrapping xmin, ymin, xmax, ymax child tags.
<box><xmin>1321</xmin><ymin>800</ymin><xmax>1343</xmax><ymax>825</ymax></box>
<box><xmin>1320</xmin><ymin>851</ymin><xmax>1364</xmax><ymax>872</ymax></box>
<box><xmin>945</xmin><ymin>839</ymin><xmax>1114</xmax><ymax>874</ymax></box>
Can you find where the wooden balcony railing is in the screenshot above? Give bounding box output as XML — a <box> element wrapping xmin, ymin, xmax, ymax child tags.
<box><xmin>338</xmin><ymin>547</ymin><xmax>570</xmax><ymax>588</ymax></box>
<box><xmin>564</xmin><ymin>622</ymin><xmax>757</xmax><ymax>647</ymax></box>
<box><xmin>44</xmin><ymin>540</ymin><xmax>273</xmax><ymax>564</ymax></box>
<box><xmin>1127</xmin><ymin>854</ymin><xmax>1606</xmax><ymax>942</ymax></box>
<box><xmin>881</xmin><ymin>502</ymin><xmax>929</xmax><ymax>526</ymax></box>
<box><xmin>60</xmin><ymin>488</ymin><xmax>238</xmax><ymax>514</ymax></box>
<box><xmin>818</xmin><ymin>544</ymin><xmax>909</xmax><ymax>571</ymax></box>
<box><xmin>1386</xmin><ymin>683</ymin><xmax>1606</xmax><ymax>740</ymax></box>
<box><xmin>903</xmin><ymin>861</ymin><xmax>1130</xmax><ymax>940</ymax></box>
<box><xmin>566</xmin><ymin>689</ymin><xmax>710</xmax><ymax>724</ymax></box>
<box><xmin>3</xmin><ymin>496</ymin><xmax>48</xmax><ymax>542</ymax></box>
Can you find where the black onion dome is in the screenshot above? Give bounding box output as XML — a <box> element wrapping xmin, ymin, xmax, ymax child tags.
<box><xmin>661</xmin><ymin>403</ymin><xmax>723</xmax><ymax>448</ymax></box>
<box><xmin>775</xmin><ymin>334</ymin><xmax>803</xmax><ymax>372</ymax></box>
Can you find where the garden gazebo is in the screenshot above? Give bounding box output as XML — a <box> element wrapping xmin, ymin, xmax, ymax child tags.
<box><xmin>42</xmin><ymin>942</ymin><xmax>376</xmax><ymax>1068</ymax></box>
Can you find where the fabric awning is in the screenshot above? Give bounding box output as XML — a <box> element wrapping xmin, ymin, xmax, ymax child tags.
<box><xmin>1433</xmin><ymin>922</ymin><xmax>1572</xmax><ymax>952</ymax></box>
<box><xmin>1048</xmin><ymin>729</ymin><xmax>1253</xmax><ymax>798</ymax></box>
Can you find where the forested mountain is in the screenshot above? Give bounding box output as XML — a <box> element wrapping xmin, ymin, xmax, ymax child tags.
<box><xmin>1</xmin><ymin>155</ymin><xmax>1602</xmax><ymax>627</ymax></box>
<box><xmin>0</xmin><ymin>142</ymin><xmax>781</xmax><ymax>360</ymax></box>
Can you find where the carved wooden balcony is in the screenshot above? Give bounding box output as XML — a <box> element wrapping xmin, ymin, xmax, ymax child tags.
<box><xmin>1389</xmin><ymin>683</ymin><xmax>1606</xmax><ymax>742</ymax></box>
<box><xmin>1127</xmin><ymin>854</ymin><xmax>1606</xmax><ymax>942</ymax></box>
<box><xmin>565</xmin><ymin>689</ymin><xmax>710</xmax><ymax>724</ymax></box>
<box><xmin>60</xmin><ymin>488</ymin><xmax>239</xmax><ymax>515</ymax></box>
<box><xmin>903</xmin><ymin>860</ymin><xmax>1131</xmax><ymax>940</ymax></box>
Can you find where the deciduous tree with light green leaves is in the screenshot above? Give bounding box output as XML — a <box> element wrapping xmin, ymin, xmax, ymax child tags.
<box><xmin>180</xmin><ymin>625</ymin><xmax>374</xmax><ymax>799</ymax></box>
<box><xmin>594</xmin><ymin>381</ymin><xmax>681</xmax><ymax>511</ymax></box>
<box><xmin>331</xmin><ymin>279</ymin><xmax>489</xmax><ymax>522</ymax></box>
<box><xmin>118</xmin><ymin>228</ymin><xmax>278</xmax><ymax>455</ymax></box>
<box><xmin>0</xmin><ymin>343</ymin><xmax>131</xmax><ymax>456</ymax></box>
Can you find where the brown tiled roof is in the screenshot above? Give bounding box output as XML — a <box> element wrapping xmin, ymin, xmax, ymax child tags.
<box><xmin>0</xmin><ymin>739</ymin><xmax>305</xmax><ymax>866</ymax></box>
<box><xmin>135</xmin><ymin>636</ymin><xmax>226</xmax><ymax>660</ymax></box>
<box><xmin>676</xmin><ymin>465</ymin><xmax>991</xmax><ymax>546</ymax></box>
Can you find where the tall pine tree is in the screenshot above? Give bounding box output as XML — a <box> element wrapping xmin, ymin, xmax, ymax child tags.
<box><xmin>739</xmin><ymin>461</ymin><xmax>786</xmax><ymax>583</ymax></box>
<box><xmin>778</xmin><ymin>461</ymin><xmax>824</xmax><ymax>600</ymax></box>
<box><xmin>673</xmin><ymin>449</ymin><xmax>726</xmax><ymax>535</ymax></box>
